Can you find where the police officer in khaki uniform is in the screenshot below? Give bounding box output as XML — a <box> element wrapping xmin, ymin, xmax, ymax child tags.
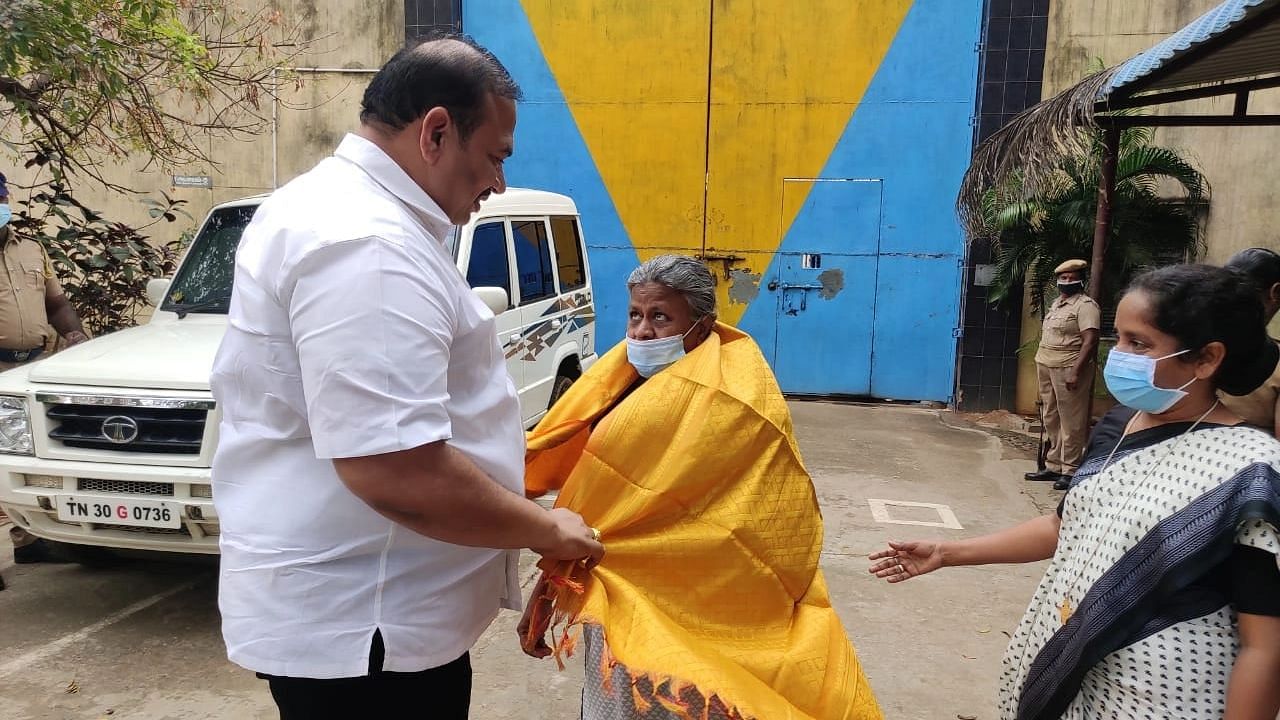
<box><xmin>0</xmin><ymin>173</ymin><xmax>89</xmax><ymax>568</ymax></box>
<box><xmin>1025</xmin><ymin>259</ymin><xmax>1100</xmax><ymax>490</ymax></box>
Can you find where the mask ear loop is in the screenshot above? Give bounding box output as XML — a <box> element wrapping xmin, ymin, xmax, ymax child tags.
<box><xmin>1151</xmin><ymin>348</ymin><xmax>1197</xmax><ymax>392</ymax></box>
<box><xmin>681</xmin><ymin>316</ymin><xmax>707</xmax><ymax>340</ymax></box>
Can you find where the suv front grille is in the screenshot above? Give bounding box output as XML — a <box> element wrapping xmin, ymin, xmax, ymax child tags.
<box><xmin>91</xmin><ymin>523</ymin><xmax>190</xmax><ymax>536</ymax></box>
<box><xmin>46</xmin><ymin>405</ymin><xmax>206</xmax><ymax>455</ymax></box>
<box><xmin>77</xmin><ymin>479</ymin><xmax>174</xmax><ymax>496</ymax></box>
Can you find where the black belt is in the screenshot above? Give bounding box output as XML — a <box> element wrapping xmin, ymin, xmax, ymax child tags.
<box><xmin>0</xmin><ymin>347</ymin><xmax>43</xmax><ymax>363</ymax></box>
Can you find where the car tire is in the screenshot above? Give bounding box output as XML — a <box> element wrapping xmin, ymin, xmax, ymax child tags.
<box><xmin>549</xmin><ymin>374</ymin><xmax>575</xmax><ymax>409</ymax></box>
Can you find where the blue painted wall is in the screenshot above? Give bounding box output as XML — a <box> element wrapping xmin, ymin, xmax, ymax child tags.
<box><xmin>467</xmin><ymin>0</ymin><xmax>982</xmax><ymax>402</ymax></box>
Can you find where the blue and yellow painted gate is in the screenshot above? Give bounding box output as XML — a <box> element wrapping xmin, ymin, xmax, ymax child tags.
<box><xmin>467</xmin><ymin>0</ymin><xmax>982</xmax><ymax>402</ymax></box>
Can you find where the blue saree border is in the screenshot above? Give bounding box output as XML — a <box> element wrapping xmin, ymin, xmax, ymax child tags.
<box><xmin>1017</xmin><ymin>461</ymin><xmax>1280</xmax><ymax>720</ymax></box>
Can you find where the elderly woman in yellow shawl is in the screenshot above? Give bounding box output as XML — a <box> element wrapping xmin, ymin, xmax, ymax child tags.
<box><xmin>517</xmin><ymin>255</ymin><xmax>881</xmax><ymax>720</ymax></box>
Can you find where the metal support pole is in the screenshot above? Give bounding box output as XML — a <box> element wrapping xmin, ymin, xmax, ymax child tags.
<box><xmin>270</xmin><ymin>67</ymin><xmax>378</xmax><ymax>190</ymax></box>
<box><xmin>1234</xmin><ymin>91</ymin><xmax>1250</xmax><ymax>117</ymax></box>
<box><xmin>271</xmin><ymin>67</ymin><xmax>279</xmax><ymax>190</ymax></box>
<box><xmin>1089</xmin><ymin>127</ymin><xmax>1120</xmax><ymax>304</ymax></box>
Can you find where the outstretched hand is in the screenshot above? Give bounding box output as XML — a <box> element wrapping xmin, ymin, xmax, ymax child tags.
<box><xmin>868</xmin><ymin>540</ymin><xmax>943</xmax><ymax>583</ymax></box>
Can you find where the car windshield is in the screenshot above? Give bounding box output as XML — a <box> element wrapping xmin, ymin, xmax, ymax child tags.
<box><xmin>161</xmin><ymin>204</ymin><xmax>258</xmax><ymax>315</ymax></box>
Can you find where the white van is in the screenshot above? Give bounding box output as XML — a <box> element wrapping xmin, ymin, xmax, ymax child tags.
<box><xmin>0</xmin><ymin>188</ymin><xmax>596</xmax><ymax>556</ymax></box>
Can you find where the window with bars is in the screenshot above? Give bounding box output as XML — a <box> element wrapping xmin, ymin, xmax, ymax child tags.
<box><xmin>406</xmin><ymin>0</ymin><xmax>462</xmax><ymax>41</ymax></box>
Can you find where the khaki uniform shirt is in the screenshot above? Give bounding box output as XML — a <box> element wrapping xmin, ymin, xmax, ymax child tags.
<box><xmin>1220</xmin><ymin>341</ymin><xmax>1280</xmax><ymax>432</ymax></box>
<box><xmin>1035</xmin><ymin>292</ymin><xmax>1101</xmax><ymax>368</ymax></box>
<box><xmin>0</xmin><ymin>226</ymin><xmax>60</xmax><ymax>351</ymax></box>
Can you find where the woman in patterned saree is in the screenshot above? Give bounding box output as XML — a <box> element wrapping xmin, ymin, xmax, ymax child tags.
<box><xmin>870</xmin><ymin>263</ymin><xmax>1280</xmax><ymax>720</ymax></box>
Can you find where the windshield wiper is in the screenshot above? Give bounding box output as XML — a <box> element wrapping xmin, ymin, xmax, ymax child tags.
<box><xmin>171</xmin><ymin>294</ymin><xmax>231</xmax><ymax>319</ymax></box>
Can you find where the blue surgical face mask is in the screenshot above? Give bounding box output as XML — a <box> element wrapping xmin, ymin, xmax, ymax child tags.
<box><xmin>626</xmin><ymin>319</ymin><xmax>703</xmax><ymax>378</ymax></box>
<box><xmin>0</xmin><ymin>204</ymin><xmax>11</xmax><ymax>230</ymax></box>
<box><xmin>1103</xmin><ymin>348</ymin><xmax>1196</xmax><ymax>414</ymax></box>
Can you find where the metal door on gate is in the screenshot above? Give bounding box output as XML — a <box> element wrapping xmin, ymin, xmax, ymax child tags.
<box><xmin>766</xmin><ymin>179</ymin><xmax>882</xmax><ymax>396</ymax></box>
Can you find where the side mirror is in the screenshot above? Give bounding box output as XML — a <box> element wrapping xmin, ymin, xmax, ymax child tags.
<box><xmin>146</xmin><ymin>279</ymin><xmax>171</xmax><ymax>308</ymax></box>
<box><xmin>473</xmin><ymin>287</ymin><xmax>510</xmax><ymax>316</ymax></box>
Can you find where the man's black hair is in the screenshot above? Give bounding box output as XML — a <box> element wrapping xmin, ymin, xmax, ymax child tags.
<box><xmin>360</xmin><ymin>33</ymin><xmax>522</xmax><ymax>139</ymax></box>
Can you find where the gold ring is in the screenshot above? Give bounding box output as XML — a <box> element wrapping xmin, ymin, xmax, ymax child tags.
<box><xmin>590</xmin><ymin>527</ymin><xmax>601</xmax><ymax>542</ymax></box>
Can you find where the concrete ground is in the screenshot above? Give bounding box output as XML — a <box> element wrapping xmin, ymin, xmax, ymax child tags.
<box><xmin>0</xmin><ymin>402</ymin><xmax>1058</xmax><ymax>720</ymax></box>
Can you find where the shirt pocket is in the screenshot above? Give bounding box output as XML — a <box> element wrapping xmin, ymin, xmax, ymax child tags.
<box><xmin>1047</xmin><ymin>308</ymin><xmax>1079</xmax><ymax>337</ymax></box>
<box><xmin>18</xmin><ymin>257</ymin><xmax>45</xmax><ymax>292</ymax></box>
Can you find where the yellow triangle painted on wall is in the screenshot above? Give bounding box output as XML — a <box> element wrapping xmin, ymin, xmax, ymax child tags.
<box><xmin>522</xmin><ymin>0</ymin><xmax>913</xmax><ymax>324</ymax></box>
<box><xmin>521</xmin><ymin>1</ymin><xmax>712</xmax><ymax>260</ymax></box>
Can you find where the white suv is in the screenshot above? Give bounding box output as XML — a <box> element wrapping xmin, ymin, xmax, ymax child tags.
<box><xmin>0</xmin><ymin>189</ymin><xmax>597</xmax><ymax>556</ymax></box>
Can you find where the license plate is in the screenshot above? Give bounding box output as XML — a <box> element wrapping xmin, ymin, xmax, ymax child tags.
<box><xmin>56</xmin><ymin>495</ymin><xmax>183</xmax><ymax>529</ymax></box>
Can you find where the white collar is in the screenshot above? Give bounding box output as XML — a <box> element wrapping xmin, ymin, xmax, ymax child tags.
<box><xmin>333</xmin><ymin>133</ymin><xmax>455</xmax><ymax>240</ymax></box>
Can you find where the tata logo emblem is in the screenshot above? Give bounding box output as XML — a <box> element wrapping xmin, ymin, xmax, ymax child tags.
<box><xmin>100</xmin><ymin>415</ymin><xmax>140</xmax><ymax>445</ymax></box>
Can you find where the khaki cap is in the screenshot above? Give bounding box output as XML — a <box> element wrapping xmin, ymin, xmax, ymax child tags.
<box><xmin>1054</xmin><ymin>259</ymin><xmax>1088</xmax><ymax>275</ymax></box>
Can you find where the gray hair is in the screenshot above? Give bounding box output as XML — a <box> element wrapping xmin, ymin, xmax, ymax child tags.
<box><xmin>626</xmin><ymin>254</ymin><xmax>717</xmax><ymax>319</ymax></box>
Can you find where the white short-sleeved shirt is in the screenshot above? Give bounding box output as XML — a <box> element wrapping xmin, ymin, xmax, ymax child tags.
<box><xmin>210</xmin><ymin>133</ymin><xmax>525</xmax><ymax>679</ymax></box>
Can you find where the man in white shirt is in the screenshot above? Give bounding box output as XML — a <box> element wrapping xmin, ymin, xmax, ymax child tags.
<box><xmin>210</xmin><ymin>36</ymin><xmax>603</xmax><ymax>719</ymax></box>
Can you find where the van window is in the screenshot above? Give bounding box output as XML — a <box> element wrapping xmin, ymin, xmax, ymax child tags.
<box><xmin>465</xmin><ymin>222</ymin><xmax>511</xmax><ymax>298</ymax></box>
<box><xmin>550</xmin><ymin>216</ymin><xmax>586</xmax><ymax>291</ymax></box>
<box><xmin>512</xmin><ymin>219</ymin><xmax>556</xmax><ymax>304</ymax></box>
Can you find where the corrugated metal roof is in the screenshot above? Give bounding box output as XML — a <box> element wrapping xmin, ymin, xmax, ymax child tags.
<box><xmin>1103</xmin><ymin>0</ymin><xmax>1280</xmax><ymax>100</ymax></box>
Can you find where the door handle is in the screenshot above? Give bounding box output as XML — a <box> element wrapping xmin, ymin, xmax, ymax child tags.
<box><xmin>509</xmin><ymin>333</ymin><xmax>522</xmax><ymax>344</ymax></box>
<box><xmin>551</xmin><ymin>319</ymin><xmax>564</xmax><ymax>330</ymax></box>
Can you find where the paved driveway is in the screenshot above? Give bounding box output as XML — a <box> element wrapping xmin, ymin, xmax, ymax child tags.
<box><xmin>0</xmin><ymin>403</ymin><xmax>1056</xmax><ymax>720</ymax></box>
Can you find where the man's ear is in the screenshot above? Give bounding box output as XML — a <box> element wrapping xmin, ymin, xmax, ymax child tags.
<box><xmin>419</xmin><ymin>106</ymin><xmax>451</xmax><ymax>163</ymax></box>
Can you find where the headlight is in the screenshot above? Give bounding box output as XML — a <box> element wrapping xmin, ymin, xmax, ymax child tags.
<box><xmin>0</xmin><ymin>396</ymin><xmax>34</xmax><ymax>455</ymax></box>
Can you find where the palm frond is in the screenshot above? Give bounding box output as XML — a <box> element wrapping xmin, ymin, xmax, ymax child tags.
<box><xmin>1118</xmin><ymin>126</ymin><xmax>1154</xmax><ymax>153</ymax></box>
<box><xmin>1115</xmin><ymin>145</ymin><xmax>1209</xmax><ymax>204</ymax></box>
<box><xmin>1054</xmin><ymin>198</ymin><xmax>1097</xmax><ymax>237</ymax></box>
<box><xmin>957</xmin><ymin>67</ymin><xmax>1120</xmax><ymax>236</ymax></box>
<box><xmin>961</xmin><ymin>59</ymin><xmax>1210</xmax><ymax>314</ymax></box>
<box><xmin>987</xmin><ymin>200</ymin><xmax>1043</xmax><ymax>232</ymax></box>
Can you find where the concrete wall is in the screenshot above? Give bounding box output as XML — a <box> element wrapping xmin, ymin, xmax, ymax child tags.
<box><xmin>1014</xmin><ymin>0</ymin><xmax>1280</xmax><ymax>413</ymax></box>
<box><xmin>1</xmin><ymin>0</ymin><xmax>402</xmax><ymax>244</ymax></box>
<box><xmin>1046</xmin><ymin>0</ymin><xmax>1280</xmax><ymax>265</ymax></box>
